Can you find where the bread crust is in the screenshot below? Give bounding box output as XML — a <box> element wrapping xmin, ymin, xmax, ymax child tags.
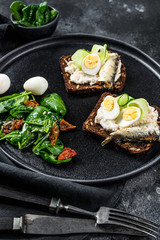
<box><xmin>60</xmin><ymin>51</ymin><xmax>126</xmax><ymax>94</ymax></box>
<box><xmin>82</xmin><ymin>92</ymin><xmax>160</xmax><ymax>154</ymax></box>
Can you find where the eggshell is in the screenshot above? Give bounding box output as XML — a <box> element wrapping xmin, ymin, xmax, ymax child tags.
<box><xmin>0</xmin><ymin>74</ymin><xmax>11</xmax><ymax>94</ymax></box>
<box><xmin>23</xmin><ymin>76</ymin><xmax>48</xmax><ymax>95</ymax></box>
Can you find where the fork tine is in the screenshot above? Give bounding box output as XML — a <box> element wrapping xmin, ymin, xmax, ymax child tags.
<box><xmin>109</xmin><ymin>208</ymin><xmax>159</xmax><ymax>228</ymax></box>
<box><xmin>107</xmin><ymin>220</ymin><xmax>158</xmax><ymax>239</ymax></box>
<box><xmin>109</xmin><ymin>216</ymin><xmax>158</xmax><ymax>234</ymax></box>
<box><xmin>110</xmin><ymin>212</ymin><xmax>158</xmax><ymax>230</ymax></box>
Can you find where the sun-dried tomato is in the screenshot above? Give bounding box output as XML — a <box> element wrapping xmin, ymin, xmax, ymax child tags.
<box><xmin>59</xmin><ymin>119</ymin><xmax>76</xmax><ymax>131</ymax></box>
<box><xmin>24</xmin><ymin>100</ymin><xmax>39</xmax><ymax>108</ymax></box>
<box><xmin>2</xmin><ymin>120</ymin><xmax>24</xmax><ymax>134</ymax></box>
<box><xmin>49</xmin><ymin>122</ymin><xmax>60</xmax><ymax>145</ymax></box>
<box><xmin>58</xmin><ymin>147</ymin><xmax>77</xmax><ymax>161</ymax></box>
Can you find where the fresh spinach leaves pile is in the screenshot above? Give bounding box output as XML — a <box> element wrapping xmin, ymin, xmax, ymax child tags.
<box><xmin>0</xmin><ymin>91</ymin><xmax>75</xmax><ymax>164</ymax></box>
<box><xmin>10</xmin><ymin>1</ymin><xmax>58</xmax><ymax>27</ymax></box>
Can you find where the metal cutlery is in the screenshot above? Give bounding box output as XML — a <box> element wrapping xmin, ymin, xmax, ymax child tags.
<box><xmin>50</xmin><ymin>198</ymin><xmax>159</xmax><ymax>239</ymax></box>
<box><xmin>0</xmin><ymin>184</ymin><xmax>159</xmax><ymax>238</ymax></box>
<box><xmin>0</xmin><ymin>214</ymin><xmax>149</xmax><ymax>236</ymax></box>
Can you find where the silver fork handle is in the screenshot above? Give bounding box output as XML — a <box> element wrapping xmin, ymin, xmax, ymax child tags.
<box><xmin>65</xmin><ymin>205</ymin><xmax>96</xmax><ymax>219</ymax></box>
<box><xmin>49</xmin><ymin>197</ymin><xmax>96</xmax><ymax>219</ymax></box>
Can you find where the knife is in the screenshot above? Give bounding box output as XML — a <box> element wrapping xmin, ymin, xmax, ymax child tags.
<box><xmin>0</xmin><ymin>214</ymin><xmax>146</xmax><ymax>236</ymax></box>
<box><xmin>0</xmin><ymin>184</ymin><xmax>51</xmax><ymax>210</ymax></box>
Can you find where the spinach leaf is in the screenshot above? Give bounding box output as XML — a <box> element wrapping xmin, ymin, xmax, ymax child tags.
<box><xmin>41</xmin><ymin>93</ymin><xmax>67</xmax><ymax>116</ymax></box>
<box><xmin>0</xmin><ymin>130</ymin><xmax>5</xmax><ymax>138</ymax></box>
<box><xmin>0</xmin><ymin>93</ymin><xmax>20</xmax><ymax>102</ymax></box>
<box><xmin>0</xmin><ymin>130</ymin><xmax>22</xmax><ymax>146</ymax></box>
<box><xmin>0</xmin><ymin>91</ymin><xmax>32</xmax><ymax>114</ymax></box>
<box><xmin>20</xmin><ymin>106</ymin><xmax>48</xmax><ymax>149</ymax></box>
<box><xmin>37</xmin><ymin>152</ymin><xmax>72</xmax><ymax>164</ymax></box>
<box><xmin>26</xmin><ymin>105</ymin><xmax>61</xmax><ymax>122</ymax></box>
<box><xmin>44</xmin><ymin>111</ymin><xmax>62</xmax><ymax>124</ymax></box>
<box><xmin>33</xmin><ymin>132</ymin><xmax>45</xmax><ymax>145</ymax></box>
<box><xmin>20</xmin><ymin>105</ymin><xmax>61</xmax><ymax>149</ymax></box>
<box><xmin>19</xmin><ymin>122</ymin><xmax>37</xmax><ymax>149</ymax></box>
<box><xmin>10</xmin><ymin>105</ymin><xmax>33</xmax><ymax>119</ymax></box>
<box><xmin>24</xmin><ymin>118</ymin><xmax>53</xmax><ymax>133</ymax></box>
<box><xmin>33</xmin><ymin>136</ymin><xmax>72</xmax><ymax>164</ymax></box>
<box><xmin>33</xmin><ymin>138</ymin><xmax>63</xmax><ymax>155</ymax></box>
<box><xmin>0</xmin><ymin>91</ymin><xmax>31</xmax><ymax>102</ymax></box>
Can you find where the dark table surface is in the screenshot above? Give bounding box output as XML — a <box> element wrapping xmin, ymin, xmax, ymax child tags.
<box><xmin>0</xmin><ymin>0</ymin><xmax>160</xmax><ymax>240</ymax></box>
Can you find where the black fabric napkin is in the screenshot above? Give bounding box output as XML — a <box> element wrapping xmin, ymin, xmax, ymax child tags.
<box><xmin>0</xmin><ymin>15</ymin><xmax>11</xmax><ymax>46</ymax></box>
<box><xmin>0</xmin><ymin>150</ymin><xmax>124</xmax><ymax>210</ymax></box>
<box><xmin>0</xmin><ymin>14</ymin><xmax>28</xmax><ymax>57</ymax></box>
<box><xmin>0</xmin><ymin>151</ymin><xmax>125</xmax><ymax>240</ymax></box>
<box><xmin>0</xmin><ymin>16</ymin><xmax>125</xmax><ymax>240</ymax></box>
<box><xmin>0</xmin><ymin>14</ymin><xmax>14</xmax><ymax>53</ymax></box>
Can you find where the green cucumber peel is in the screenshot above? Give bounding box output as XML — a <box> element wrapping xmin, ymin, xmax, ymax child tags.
<box><xmin>71</xmin><ymin>49</ymin><xmax>90</xmax><ymax>69</ymax></box>
<box><xmin>117</xmin><ymin>93</ymin><xmax>129</xmax><ymax>107</ymax></box>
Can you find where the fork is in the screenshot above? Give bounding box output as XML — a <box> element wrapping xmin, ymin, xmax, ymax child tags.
<box><xmin>50</xmin><ymin>198</ymin><xmax>159</xmax><ymax>239</ymax></box>
<box><xmin>0</xmin><ymin>184</ymin><xmax>158</xmax><ymax>238</ymax></box>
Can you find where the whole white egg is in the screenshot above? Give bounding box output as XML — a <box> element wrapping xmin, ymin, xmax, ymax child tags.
<box><xmin>82</xmin><ymin>53</ymin><xmax>101</xmax><ymax>75</ymax></box>
<box><xmin>117</xmin><ymin>107</ymin><xmax>141</xmax><ymax>127</ymax></box>
<box><xmin>23</xmin><ymin>76</ymin><xmax>48</xmax><ymax>95</ymax></box>
<box><xmin>0</xmin><ymin>74</ymin><xmax>11</xmax><ymax>94</ymax></box>
<box><xmin>102</xmin><ymin>96</ymin><xmax>120</xmax><ymax>120</ymax></box>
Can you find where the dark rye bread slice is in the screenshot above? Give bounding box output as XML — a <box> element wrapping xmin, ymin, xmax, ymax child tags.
<box><xmin>82</xmin><ymin>92</ymin><xmax>160</xmax><ymax>154</ymax></box>
<box><xmin>60</xmin><ymin>51</ymin><xmax>126</xmax><ymax>94</ymax></box>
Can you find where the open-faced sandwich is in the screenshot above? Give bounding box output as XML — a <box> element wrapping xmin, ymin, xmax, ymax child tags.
<box><xmin>60</xmin><ymin>44</ymin><xmax>126</xmax><ymax>93</ymax></box>
<box><xmin>83</xmin><ymin>92</ymin><xmax>160</xmax><ymax>154</ymax></box>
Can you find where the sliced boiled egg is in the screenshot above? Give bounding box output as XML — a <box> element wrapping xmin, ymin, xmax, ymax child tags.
<box><xmin>82</xmin><ymin>53</ymin><xmax>101</xmax><ymax>75</ymax></box>
<box><xmin>101</xmin><ymin>96</ymin><xmax>120</xmax><ymax>120</ymax></box>
<box><xmin>117</xmin><ymin>106</ymin><xmax>141</xmax><ymax>127</ymax></box>
<box><xmin>0</xmin><ymin>74</ymin><xmax>11</xmax><ymax>94</ymax></box>
<box><xmin>23</xmin><ymin>76</ymin><xmax>48</xmax><ymax>95</ymax></box>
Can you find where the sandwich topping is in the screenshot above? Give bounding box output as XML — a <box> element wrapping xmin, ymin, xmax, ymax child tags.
<box><xmin>95</xmin><ymin>94</ymin><xmax>160</xmax><ymax>143</ymax></box>
<box><xmin>65</xmin><ymin>60</ymin><xmax>99</xmax><ymax>85</ymax></box>
<box><xmin>98</xmin><ymin>53</ymin><xmax>121</xmax><ymax>89</ymax></box>
<box><xmin>64</xmin><ymin>44</ymin><xmax>122</xmax><ymax>86</ymax></box>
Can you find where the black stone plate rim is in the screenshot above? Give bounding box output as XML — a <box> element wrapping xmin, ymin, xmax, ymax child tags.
<box><xmin>0</xmin><ymin>33</ymin><xmax>160</xmax><ymax>185</ymax></box>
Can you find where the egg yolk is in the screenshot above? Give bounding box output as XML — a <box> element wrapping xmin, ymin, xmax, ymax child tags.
<box><xmin>123</xmin><ymin>107</ymin><xmax>138</xmax><ymax>121</ymax></box>
<box><xmin>104</xmin><ymin>97</ymin><xmax>115</xmax><ymax>111</ymax></box>
<box><xmin>84</xmin><ymin>55</ymin><xmax>99</xmax><ymax>69</ymax></box>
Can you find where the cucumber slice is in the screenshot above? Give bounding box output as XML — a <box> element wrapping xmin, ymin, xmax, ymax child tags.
<box><xmin>128</xmin><ymin>97</ymin><xmax>135</xmax><ymax>102</ymax></box>
<box><xmin>91</xmin><ymin>44</ymin><xmax>107</xmax><ymax>63</ymax></box>
<box><xmin>127</xmin><ymin>98</ymin><xmax>149</xmax><ymax>119</ymax></box>
<box><xmin>71</xmin><ymin>49</ymin><xmax>90</xmax><ymax>69</ymax></box>
<box><xmin>117</xmin><ymin>94</ymin><xmax>129</xmax><ymax>107</ymax></box>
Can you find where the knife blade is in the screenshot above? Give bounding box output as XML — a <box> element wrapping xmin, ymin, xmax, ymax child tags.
<box><xmin>0</xmin><ymin>184</ymin><xmax>51</xmax><ymax>210</ymax></box>
<box><xmin>0</xmin><ymin>214</ymin><xmax>146</xmax><ymax>236</ymax></box>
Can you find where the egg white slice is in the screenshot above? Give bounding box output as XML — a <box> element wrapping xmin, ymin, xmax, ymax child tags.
<box><xmin>117</xmin><ymin>107</ymin><xmax>141</xmax><ymax>128</ymax></box>
<box><xmin>82</xmin><ymin>54</ymin><xmax>101</xmax><ymax>75</ymax></box>
<box><xmin>101</xmin><ymin>96</ymin><xmax>120</xmax><ymax>120</ymax></box>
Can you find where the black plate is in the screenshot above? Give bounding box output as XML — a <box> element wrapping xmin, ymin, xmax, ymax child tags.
<box><xmin>0</xmin><ymin>34</ymin><xmax>160</xmax><ymax>184</ymax></box>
